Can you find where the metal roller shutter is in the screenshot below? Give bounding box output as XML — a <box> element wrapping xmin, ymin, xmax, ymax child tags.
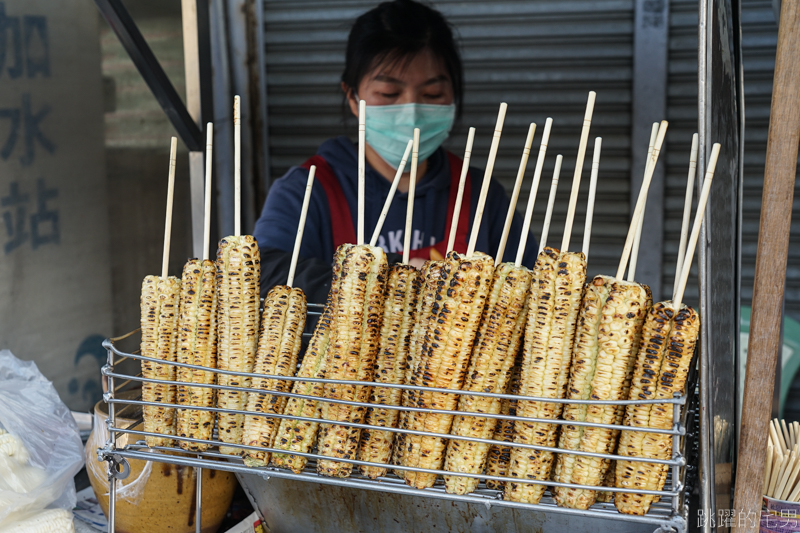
<box><xmin>262</xmin><ymin>0</ymin><xmax>635</xmax><ymax>277</ymax></box>
<box><xmin>664</xmin><ymin>0</ymin><xmax>700</xmax><ymax>307</ymax></box>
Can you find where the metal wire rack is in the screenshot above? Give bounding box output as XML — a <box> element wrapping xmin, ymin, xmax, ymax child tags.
<box><xmin>99</xmin><ymin>303</ymin><xmax>693</xmax><ymax>533</ymax></box>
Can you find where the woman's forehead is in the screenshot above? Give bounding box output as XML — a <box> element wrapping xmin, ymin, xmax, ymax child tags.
<box><xmin>367</xmin><ymin>50</ymin><xmax>449</xmax><ymax>86</ymax></box>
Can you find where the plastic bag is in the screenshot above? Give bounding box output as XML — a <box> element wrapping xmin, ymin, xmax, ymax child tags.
<box><xmin>0</xmin><ymin>349</ymin><xmax>84</xmax><ymax>525</ymax></box>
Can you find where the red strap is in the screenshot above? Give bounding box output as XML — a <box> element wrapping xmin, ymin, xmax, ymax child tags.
<box><xmin>407</xmin><ymin>152</ymin><xmax>471</xmax><ymax>259</ymax></box>
<box><xmin>301</xmin><ymin>156</ymin><xmax>356</xmax><ymax>249</ymax></box>
<box><xmin>305</xmin><ymin>153</ymin><xmax>471</xmax><ymax>258</ymax></box>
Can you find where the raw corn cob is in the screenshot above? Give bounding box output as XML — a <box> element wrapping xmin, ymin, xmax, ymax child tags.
<box><xmin>215</xmin><ymin>235</ymin><xmax>261</xmax><ymax>455</ymax></box>
<box><xmin>505</xmin><ymin>248</ymin><xmax>586</xmax><ymax>504</ymax></box>
<box><xmin>392</xmin><ymin>260</ymin><xmax>442</xmax><ymax>477</ymax></box>
<box><xmin>176</xmin><ymin>259</ymin><xmax>218</xmax><ymax>452</ymax></box>
<box><xmin>443</xmin><ymin>263</ymin><xmax>532</xmax><ymax>494</ymax></box>
<box><xmin>484</xmin><ymin>363</ymin><xmax>522</xmax><ymax>490</ymax></box>
<box><xmin>317</xmin><ymin>244</ymin><xmax>388</xmax><ymax>477</ymax></box>
<box><xmin>358</xmin><ymin>264</ymin><xmax>422</xmax><ymax>479</ymax></box>
<box><xmin>402</xmin><ymin>251</ymin><xmax>494</xmax><ymax>490</ymax></box>
<box><xmin>271</xmin><ymin>244</ymin><xmax>349</xmax><ymax>473</ymax></box>
<box><xmin>553</xmin><ymin>277</ymin><xmax>650</xmax><ymax>509</ymax></box>
<box><xmin>140</xmin><ymin>275</ymin><xmax>181</xmax><ymax>447</ymax></box>
<box><xmin>615</xmin><ymin>302</ymin><xmax>700</xmax><ymax>515</ymax></box>
<box><xmin>242</xmin><ymin>285</ymin><xmax>307</xmax><ymax>466</ymax></box>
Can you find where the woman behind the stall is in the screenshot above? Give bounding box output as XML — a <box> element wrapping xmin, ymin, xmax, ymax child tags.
<box><xmin>254</xmin><ymin>0</ymin><xmax>537</xmax><ymax>302</ymax></box>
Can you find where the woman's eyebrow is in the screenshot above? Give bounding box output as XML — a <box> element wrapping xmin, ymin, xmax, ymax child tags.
<box><xmin>372</xmin><ymin>74</ymin><xmax>405</xmax><ymax>85</ymax></box>
<box><xmin>421</xmin><ymin>75</ymin><xmax>449</xmax><ymax>86</ymax></box>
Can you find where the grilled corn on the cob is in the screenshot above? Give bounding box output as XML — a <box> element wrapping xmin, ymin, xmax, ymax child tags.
<box><xmin>317</xmin><ymin>244</ymin><xmax>388</xmax><ymax>477</ymax></box>
<box><xmin>176</xmin><ymin>259</ymin><xmax>218</xmax><ymax>452</ymax></box>
<box><xmin>271</xmin><ymin>244</ymin><xmax>350</xmax><ymax>473</ymax></box>
<box><xmin>615</xmin><ymin>302</ymin><xmax>700</xmax><ymax>515</ymax></box>
<box><xmin>553</xmin><ymin>277</ymin><xmax>649</xmax><ymax>509</ymax></box>
<box><xmin>403</xmin><ymin>251</ymin><xmax>494</xmax><ymax>490</ymax></box>
<box><xmin>358</xmin><ymin>264</ymin><xmax>421</xmax><ymax>479</ymax></box>
<box><xmin>393</xmin><ymin>260</ymin><xmax>442</xmax><ymax>477</ymax></box>
<box><xmin>140</xmin><ymin>275</ymin><xmax>181</xmax><ymax>447</ymax></box>
<box><xmin>443</xmin><ymin>263</ymin><xmax>532</xmax><ymax>494</ymax></box>
<box><xmin>216</xmin><ymin>235</ymin><xmax>261</xmax><ymax>455</ymax></box>
<box><xmin>242</xmin><ymin>285</ymin><xmax>307</xmax><ymax>466</ymax></box>
<box><xmin>505</xmin><ymin>249</ymin><xmax>586</xmax><ymax>504</ymax></box>
<box><xmin>484</xmin><ymin>363</ymin><xmax>522</xmax><ymax>490</ymax></box>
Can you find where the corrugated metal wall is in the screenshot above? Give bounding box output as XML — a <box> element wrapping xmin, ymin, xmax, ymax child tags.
<box><xmin>262</xmin><ymin>0</ymin><xmax>635</xmax><ymax>278</ymax></box>
<box><xmin>664</xmin><ymin>0</ymin><xmax>700</xmax><ymax>307</ymax></box>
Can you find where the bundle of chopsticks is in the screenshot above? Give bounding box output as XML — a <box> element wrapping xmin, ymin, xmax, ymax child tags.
<box><xmin>764</xmin><ymin>418</ymin><xmax>800</xmax><ymax>501</ymax></box>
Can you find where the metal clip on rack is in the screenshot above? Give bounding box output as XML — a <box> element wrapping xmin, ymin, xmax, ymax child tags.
<box><xmin>99</xmin><ymin>303</ymin><xmax>694</xmax><ymax>533</ymax></box>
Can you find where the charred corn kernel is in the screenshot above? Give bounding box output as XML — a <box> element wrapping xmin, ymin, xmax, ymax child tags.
<box><xmin>554</xmin><ymin>278</ymin><xmax>649</xmax><ymax>509</ymax></box>
<box><xmin>443</xmin><ymin>263</ymin><xmax>532</xmax><ymax>495</ymax></box>
<box><xmin>359</xmin><ymin>264</ymin><xmax>422</xmax><ymax>479</ymax></box>
<box><xmin>595</xmin><ymin>460</ymin><xmax>617</xmax><ymax>503</ymax></box>
<box><xmin>505</xmin><ymin>249</ymin><xmax>586</xmax><ymax>504</ymax></box>
<box><xmin>176</xmin><ymin>259</ymin><xmax>218</xmax><ymax>452</ymax></box>
<box><xmin>317</xmin><ymin>244</ymin><xmax>388</xmax><ymax>477</ymax></box>
<box><xmin>271</xmin><ymin>245</ymin><xmax>350</xmax><ymax>473</ymax></box>
<box><xmin>485</xmin><ymin>363</ymin><xmax>522</xmax><ymax>490</ymax></box>
<box><xmin>242</xmin><ymin>285</ymin><xmax>307</xmax><ymax>466</ymax></box>
<box><xmin>615</xmin><ymin>302</ymin><xmax>700</xmax><ymax>515</ymax></box>
<box><xmin>403</xmin><ymin>251</ymin><xmax>494</xmax><ymax>490</ymax></box>
<box><xmin>140</xmin><ymin>275</ymin><xmax>181</xmax><ymax>447</ymax></box>
<box><xmin>215</xmin><ymin>235</ymin><xmax>261</xmax><ymax>456</ymax></box>
<box><xmin>393</xmin><ymin>260</ymin><xmax>441</xmax><ymax>478</ymax></box>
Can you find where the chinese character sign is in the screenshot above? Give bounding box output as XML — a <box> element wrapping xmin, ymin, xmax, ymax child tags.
<box><xmin>0</xmin><ymin>0</ymin><xmax>112</xmax><ymax>412</ymax></box>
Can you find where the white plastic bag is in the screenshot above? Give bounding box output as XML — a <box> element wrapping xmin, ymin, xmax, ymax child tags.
<box><xmin>0</xmin><ymin>349</ymin><xmax>85</xmax><ymax>525</ymax></box>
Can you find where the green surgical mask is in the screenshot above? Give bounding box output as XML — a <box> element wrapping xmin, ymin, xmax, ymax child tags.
<box><xmin>363</xmin><ymin>103</ymin><xmax>456</xmax><ymax>169</ymax></box>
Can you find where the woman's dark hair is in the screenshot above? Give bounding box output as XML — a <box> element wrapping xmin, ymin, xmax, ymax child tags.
<box><xmin>342</xmin><ymin>0</ymin><xmax>464</xmax><ymax>117</ymax></box>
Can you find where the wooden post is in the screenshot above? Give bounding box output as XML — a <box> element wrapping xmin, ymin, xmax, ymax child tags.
<box><xmin>732</xmin><ymin>1</ymin><xmax>800</xmax><ymax>530</ymax></box>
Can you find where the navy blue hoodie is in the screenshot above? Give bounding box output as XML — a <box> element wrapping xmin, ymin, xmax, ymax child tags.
<box><xmin>253</xmin><ymin>136</ymin><xmax>537</xmax><ymax>303</ymax></box>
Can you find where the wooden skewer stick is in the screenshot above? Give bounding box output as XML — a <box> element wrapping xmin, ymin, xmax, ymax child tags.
<box><xmin>615</xmin><ymin>120</ymin><xmax>668</xmax><ymax>280</ymax></box>
<box><xmin>775</xmin><ymin>450</ymin><xmax>798</xmax><ymax>499</ymax></box>
<box><xmin>403</xmin><ymin>129</ymin><xmax>420</xmax><ymax>265</ymax></box>
<box><xmin>673</xmin><ymin>143</ymin><xmax>721</xmax><ymax>310</ymax></box>
<box><xmin>202</xmin><ymin>123</ymin><xmax>213</xmax><ymax>261</ymax></box>
<box><xmin>162</xmin><ymin>137</ymin><xmax>178</xmax><ymax>279</ymax></box>
<box><xmin>516</xmin><ymin>117</ymin><xmax>553</xmax><ymax>266</ymax></box>
<box><xmin>769</xmin><ymin>451</ymin><xmax>789</xmax><ymax>497</ymax></box>
<box><xmin>446</xmin><ymin>127</ymin><xmax>476</xmax><ymax>253</ymax></box>
<box><xmin>764</xmin><ymin>444</ymin><xmax>774</xmax><ymax>495</ymax></box>
<box><xmin>539</xmin><ymin>155</ymin><xmax>563</xmax><ymax>252</ymax></box>
<box><xmin>561</xmin><ymin>91</ymin><xmax>597</xmax><ymax>252</ymax></box>
<box><xmin>496</xmin><ymin>123</ymin><xmax>536</xmax><ymax>265</ymax></box>
<box><xmin>673</xmin><ymin>133</ymin><xmax>699</xmax><ymax>298</ymax></box>
<box><xmin>783</xmin><ymin>419</ymin><xmax>793</xmax><ymax>448</ymax></box>
<box><xmin>370</xmin><ymin>140</ymin><xmax>413</xmax><ymax>247</ymax></box>
<box><xmin>357</xmin><ymin>99</ymin><xmax>366</xmax><ymax>245</ymax></box>
<box><xmin>234</xmin><ymin>95</ymin><xmax>242</xmax><ymax>237</ymax></box>
<box><xmin>582</xmin><ymin>137</ymin><xmax>602</xmax><ymax>259</ymax></box>
<box><xmin>772</xmin><ymin>420</ymin><xmax>788</xmax><ymax>454</ymax></box>
<box><xmin>287</xmin><ymin>166</ymin><xmax>316</xmax><ymax>288</ymax></box>
<box><xmin>467</xmin><ymin>102</ymin><xmax>507</xmax><ymax>258</ymax></box>
<box><xmin>780</xmin><ymin>449</ymin><xmax>800</xmax><ymax>500</ymax></box>
<box><xmin>628</xmin><ymin>122</ymin><xmax>659</xmax><ymax>281</ymax></box>
<box><xmin>789</xmin><ymin>473</ymin><xmax>800</xmax><ymax>502</ymax></box>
